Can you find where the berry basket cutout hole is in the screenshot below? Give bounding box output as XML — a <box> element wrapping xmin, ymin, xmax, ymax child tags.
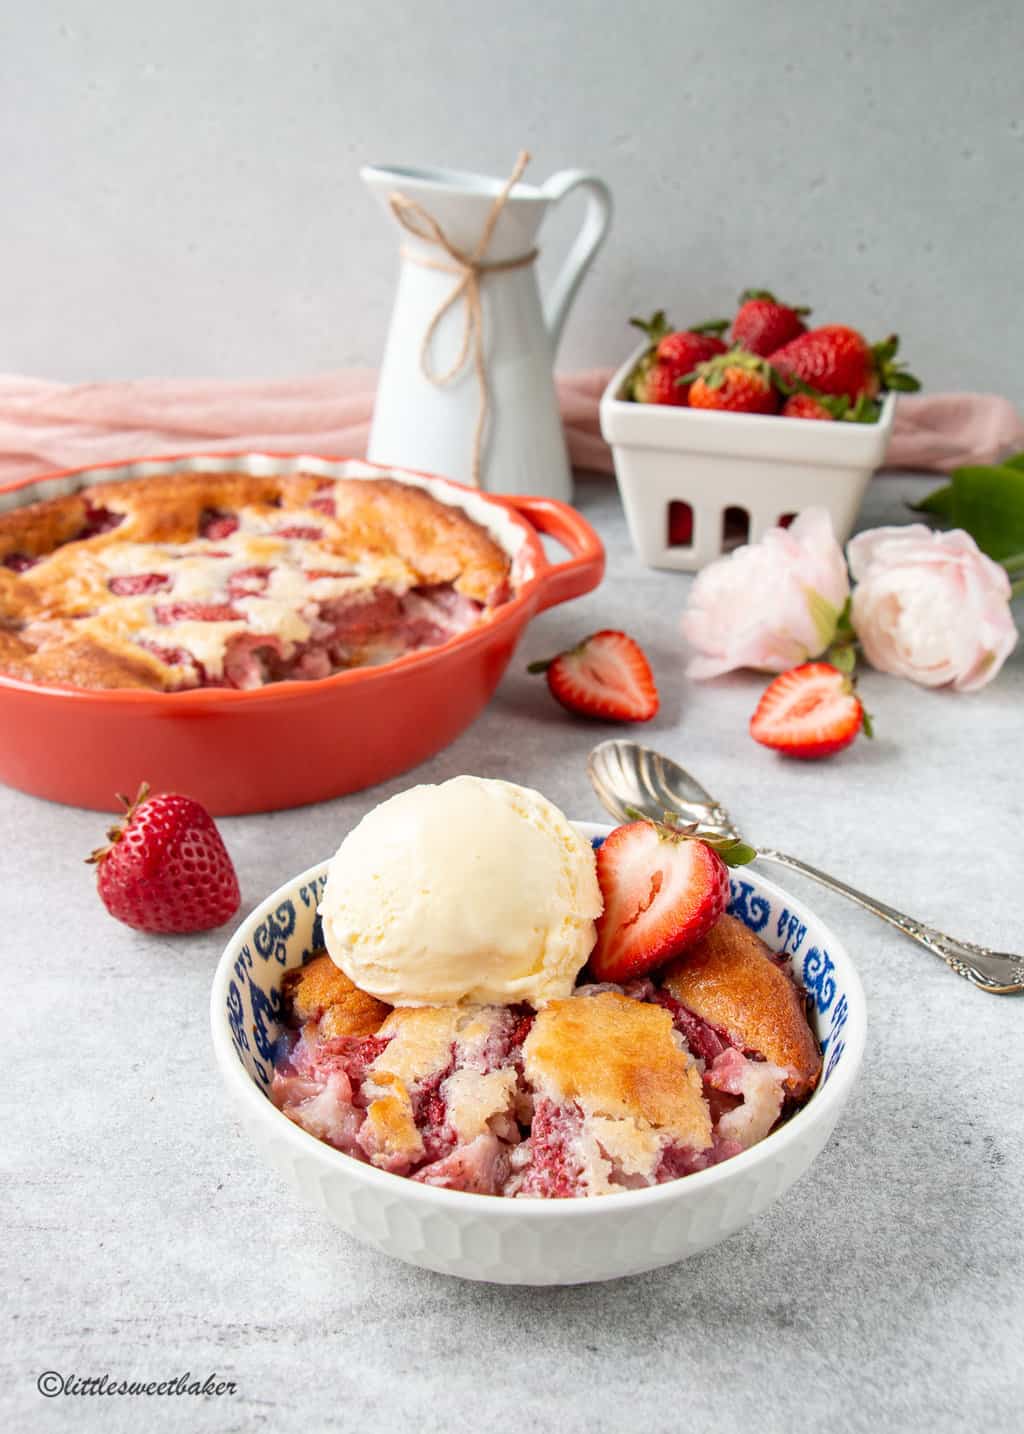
<box><xmin>722</xmin><ymin>506</ymin><xmax>750</xmax><ymax>551</ymax></box>
<box><xmin>667</xmin><ymin>501</ymin><xmax>694</xmax><ymax>549</ymax></box>
<box><xmin>778</xmin><ymin>512</ymin><xmax>797</xmax><ymax>529</ymax></box>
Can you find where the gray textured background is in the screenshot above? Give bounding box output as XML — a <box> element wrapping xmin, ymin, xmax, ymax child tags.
<box><xmin>1</xmin><ymin>1</ymin><xmax>1021</xmax><ymax>399</ymax></box>
<box><xmin>3</xmin><ymin>475</ymin><xmax>1023</xmax><ymax>1434</ymax></box>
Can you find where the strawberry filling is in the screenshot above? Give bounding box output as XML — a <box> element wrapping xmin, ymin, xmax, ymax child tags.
<box><xmin>139</xmin><ymin>643</ymin><xmax>211</xmax><ymax>686</ymax></box>
<box><xmin>514</xmin><ymin>1099</ymin><xmax>587</xmax><ymax>1199</ymax></box>
<box><xmin>109</xmin><ymin>573</ymin><xmax>172</xmax><ymax>596</ymax></box>
<box><xmin>3</xmin><ymin>552</ymin><xmax>38</xmax><ymax>572</ymax></box>
<box><xmin>198</xmin><ymin>509</ymin><xmax>240</xmax><ymax>540</ymax></box>
<box><xmin>270</xmin><ymin>960</ymin><xmax>811</xmax><ymax>1198</ymax></box>
<box><xmin>128</xmin><ymin>578</ymin><xmax>484</xmax><ymax>691</ymax></box>
<box><xmin>226</xmin><ymin>565</ymin><xmax>272</xmax><ymax>598</ymax></box>
<box><xmin>155</xmin><ymin>601</ymin><xmax>243</xmax><ymax>624</ymax></box>
<box><xmin>412</xmin><ymin>1133</ymin><xmax>510</xmax><ymax>1194</ymax></box>
<box><xmin>79</xmin><ymin>502</ymin><xmax>124</xmax><ymax>540</ymax></box>
<box><xmin>653</xmin><ymin>990</ymin><xmax>736</xmax><ymax>1065</ymax></box>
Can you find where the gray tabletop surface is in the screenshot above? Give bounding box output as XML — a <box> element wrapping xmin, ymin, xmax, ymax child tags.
<box><xmin>4</xmin><ymin>472</ymin><xmax>1022</xmax><ymax>1434</ymax></box>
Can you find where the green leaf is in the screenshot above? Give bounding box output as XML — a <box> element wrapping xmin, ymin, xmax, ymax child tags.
<box><xmin>1002</xmin><ymin>451</ymin><xmax>1024</xmax><ymax>471</ymax></box>
<box><xmin>804</xmin><ymin>586</ymin><xmax>840</xmax><ymax>649</ymax></box>
<box><xmin>621</xmin><ymin>809</ymin><xmax>755</xmax><ymax>865</ymax></box>
<box><xmin>716</xmin><ymin>840</ymin><xmax>757</xmax><ymax>868</ymax></box>
<box><xmin>834</xmin><ymin>595</ymin><xmax>856</xmax><ymax>639</ymax></box>
<box><xmin>946</xmin><ymin>463</ymin><xmax>1024</xmax><ymax>560</ymax></box>
<box><xmin>885</xmin><ymin>372</ymin><xmax>922</xmax><ymax>392</ymax></box>
<box><xmin>861</xmin><ymin>708</ymin><xmax>875</xmax><ymax>740</ymax></box>
<box><xmin>911</xmin><ymin>483</ymin><xmax>955</xmax><ymax>520</ymax></box>
<box><xmin>844</xmin><ymin>393</ymin><xmax>881</xmax><ymax>424</ymax></box>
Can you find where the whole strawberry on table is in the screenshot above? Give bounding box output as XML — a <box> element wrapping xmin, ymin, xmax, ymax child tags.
<box><xmin>89</xmin><ymin>783</ymin><xmax>240</xmax><ymax>933</ymax></box>
<box><xmin>626</xmin><ymin>289</ymin><xmax>920</xmax><ymax>419</ymax></box>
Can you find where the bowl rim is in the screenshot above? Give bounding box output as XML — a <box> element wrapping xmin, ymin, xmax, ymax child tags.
<box><xmin>0</xmin><ymin>450</ymin><xmax>559</xmax><ymax>709</ymax></box>
<box><xmin>210</xmin><ymin>820</ymin><xmax>866</xmax><ymax>1217</ymax></box>
<box><xmin>599</xmin><ymin>340</ymin><xmax>897</xmax><ymax>431</ymax></box>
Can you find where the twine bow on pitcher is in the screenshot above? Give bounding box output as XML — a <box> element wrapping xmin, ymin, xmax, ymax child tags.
<box><xmin>388</xmin><ymin>151</ymin><xmax>537</xmax><ymax>487</ymax></box>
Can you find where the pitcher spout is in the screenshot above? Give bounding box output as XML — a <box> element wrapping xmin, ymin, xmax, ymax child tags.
<box><xmin>361</xmin><ymin>161</ymin><xmax>547</xmax><ymax>261</ymax></box>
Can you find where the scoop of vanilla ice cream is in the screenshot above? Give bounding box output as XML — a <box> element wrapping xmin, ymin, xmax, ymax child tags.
<box><xmin>318</xmin><ymin>776</ymin><xmax>602</xmax><ymax>1007</ymax></box>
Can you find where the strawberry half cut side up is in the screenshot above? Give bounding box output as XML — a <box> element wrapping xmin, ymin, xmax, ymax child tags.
<box><xmin>528</xmin><ymin>630</ymin><xmax>659</xmax><ymax>723</ymax></box>
<box><xmin>87</xmin><ymin>783</ymin><xmax>241</xmax><ymax>933</ymax></box>
<box><xmin>590</xmin><ymin>820</ymin><xmax>735</xmax><ymax>983</ymax></box>
<box><xmin>749</xmin><ymin>662</ymin><xmax>871</xmax><ymax>760</ymax></box>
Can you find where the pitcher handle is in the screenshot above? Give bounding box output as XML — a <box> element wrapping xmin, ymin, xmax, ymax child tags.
<box><xmin>539</xmin><ymin>171</ymin><xmax>613</xmax><ymax>351</ymax></box>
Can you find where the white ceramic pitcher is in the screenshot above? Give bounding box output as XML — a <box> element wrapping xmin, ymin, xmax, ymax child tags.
<box><xmin>362</xmin><ymin>159</ymin><xmax>612</xmax><ymax>502</ymax></box>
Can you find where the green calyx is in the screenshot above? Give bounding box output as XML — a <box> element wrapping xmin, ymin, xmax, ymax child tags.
<box><xmin>527</xmin><ymin>633</ymin><xmax>593</xmax><ymax>674</ymax></box>
<box><xmin>777</xmin><ymin>370</ymin><xmax>882</xmax><ymax>422</ymax></box>
<box><xmin>871</xmin><ymin>333</ymin><xmax>921</xmax><ymax>393</ymax></box>
<box><xmin>624</xmin><ymin>808</ymin><xmax>756</xmax><ymax>867</ymax></box>
<box><xmin>688</xmin><ymin>347</ymin><xmax>774</xmax><ymax>389</ymax></box>
<box><xmin>85</xmin><ymin>781</ymin><xmax>151</xmax><ymax>865</ymax></box>
<box><xmin>823</xmin><ymin>598</ymin><xmax>860</xmax><ymax>674</ymax></box>
<box><xmin>629</xmin><ymin>310</ymin><xmax>671</xmax><ymax>348</ymax></box>
<box><xmin>627</xmin><ymin>311</ymin><xmax>670</xmax><ymax>399</ymax></box>
<box><xmin>690</xmin><ymin>317</ymin><xmax>730</xmax><ymax>336</ymax></box>
<box><xmin>739</xmin><ymin>287</ymin><xmax>812</xmax><ymax>316</ymax></box>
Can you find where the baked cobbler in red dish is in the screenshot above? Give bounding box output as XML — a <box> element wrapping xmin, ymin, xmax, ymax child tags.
<box><xmin>0</xmin><ymin>471</ymin><xmax>511</xmax><ymax>690</ymax></box>
<box><xmin>271</xmin><ymin>912</ymin><xmax>822</xmax><ymax>1199</ymax></box>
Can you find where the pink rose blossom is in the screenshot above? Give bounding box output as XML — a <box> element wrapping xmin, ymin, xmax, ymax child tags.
<box><xmin>847</xmin><ymin>524</ymin><xmax>1017</xmax><ymax>691</ymax></box>
<box><xmin>682</xmin><ymin>508</ymin><xmax>850</xmax><ymax>679</ymax></box>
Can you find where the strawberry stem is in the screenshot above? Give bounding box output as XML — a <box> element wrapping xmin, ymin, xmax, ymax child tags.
<box><xmin>85</xmin><ymin>781</ymin><xmax>150</xmax><ymax>865</ymax></box>
<box><xmin>621</xmin><ymin>807</ymin><xmax>756</xmax><ymax>867</ymax></box>
<box><xmin>629</xmin><ymin>310</ymin><xmax>670</xmax><ymax>348</ymax></box>
<box><xmin>738</xmin><ymin>288</ymin><xmax>811</xmax><ymax>317</ymax></box>
<box><xmin>871</xmin><ymin>333</ymin><xmax>921</xmax><ymax>393</ymax></box>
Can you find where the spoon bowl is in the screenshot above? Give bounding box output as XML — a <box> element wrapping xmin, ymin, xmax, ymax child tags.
<box><xmin>587</xmin><ymin>739</ymin><xmax>737</xmax><ymax>838</ymax></box>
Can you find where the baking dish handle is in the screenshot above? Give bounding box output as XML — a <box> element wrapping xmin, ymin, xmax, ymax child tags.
<box><xmin>504</xmin><ymin>495</ymin><xmax>605</xmax><ymax>612</ymax></box>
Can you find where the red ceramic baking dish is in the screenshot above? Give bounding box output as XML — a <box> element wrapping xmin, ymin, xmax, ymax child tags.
<box><xmin>0</xmin><ymin>452</ymin><xmax>604</xmax><ymax>814</ymax></box>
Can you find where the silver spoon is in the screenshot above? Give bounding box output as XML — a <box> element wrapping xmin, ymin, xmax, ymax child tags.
<box><xmin>587</xmin><ymin>739</ymin><xmax>1024</xmax><ymax>996</ymax></box>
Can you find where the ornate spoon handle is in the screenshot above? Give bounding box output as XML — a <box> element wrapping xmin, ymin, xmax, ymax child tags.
<box><xmin>754</xmin><ymin>848</ymin><xmax>1024</xmax><ymax>995</ymax></box>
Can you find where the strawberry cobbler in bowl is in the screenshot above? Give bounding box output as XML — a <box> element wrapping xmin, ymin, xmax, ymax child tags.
<box><xmin>211</xmin><ymin>778</ymin><xmax>865</xmax><ymax>1284</ymax></box>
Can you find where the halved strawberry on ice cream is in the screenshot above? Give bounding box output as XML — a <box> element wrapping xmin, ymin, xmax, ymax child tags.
<box><xmin>589</xmin><ymin>819</ymin><xmax>754</xmax><ymax>983</ymax></box>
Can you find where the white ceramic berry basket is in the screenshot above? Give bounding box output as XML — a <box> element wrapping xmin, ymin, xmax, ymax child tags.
<box><xmin>599</xmin><ymin>342</ymin><xmax>895</xmax><ymax>573</ymax></box>
<box><xmin>210</xmin><ymin>822</ymin><xmax>865</xmax><ymax>1285</ymax></box>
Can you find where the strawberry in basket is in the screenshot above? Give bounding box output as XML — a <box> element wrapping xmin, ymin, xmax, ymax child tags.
<box><xmin>628</xmin><ymin>311</ymin><xmax>729</xmax><ymax>406</ymax></box>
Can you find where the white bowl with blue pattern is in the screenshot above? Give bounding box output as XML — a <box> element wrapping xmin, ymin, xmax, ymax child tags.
<box><xmin>210</xmin><ymin>823</ymin><xmax>866</xmax><ymax>1285</ymax></box>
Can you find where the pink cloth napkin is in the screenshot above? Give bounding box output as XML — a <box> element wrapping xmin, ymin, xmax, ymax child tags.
<box><xmin>0</xmin><ymin>369</ymin><xmax>1020</xmax><ymax>487</ymax></box>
